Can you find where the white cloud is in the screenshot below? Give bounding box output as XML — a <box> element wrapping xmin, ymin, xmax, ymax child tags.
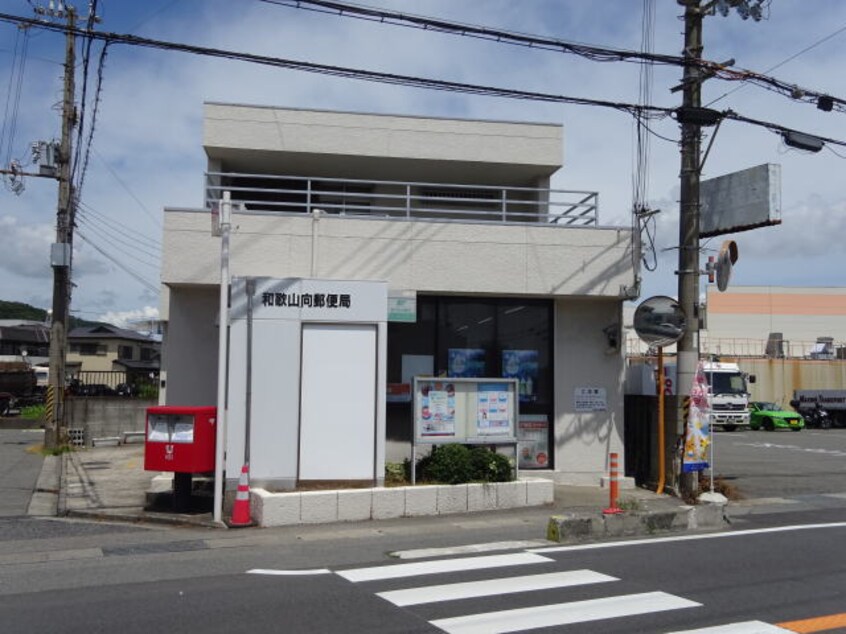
<box><xmin>98</xmin><ymin>305</ymin><xmax>160</xmax><ymax>329</ymax></box>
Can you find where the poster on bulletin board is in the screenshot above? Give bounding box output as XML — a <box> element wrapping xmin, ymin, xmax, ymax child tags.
<box><xmin>476</xmin><ymin>384</ymin><xmax>512</xmax><ymax>435</ymax></box>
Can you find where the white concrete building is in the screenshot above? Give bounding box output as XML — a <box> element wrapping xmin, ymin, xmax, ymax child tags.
<box><xmin>160</xmin><ymin>103</ymin><xmax>638</xmax><ymax>488</ymax></box>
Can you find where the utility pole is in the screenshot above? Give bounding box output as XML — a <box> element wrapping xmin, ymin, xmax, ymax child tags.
<box><xmin>44</xmin><ymin>5</ymin><xmax>77</xmax><ymax>450</ymax></box>
<box><xmin>675</xmin><ymin>0</ymin><xmax>704</xmax><ymax>496</ymax></box>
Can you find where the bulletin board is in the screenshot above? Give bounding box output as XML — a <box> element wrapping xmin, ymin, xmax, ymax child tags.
<box><xmin>413</xmin><ymin>377</ymin><xmax>519</xmax><ymax>444</ymax></box>
<box><xmin>411</xmin><ymin>377</ymin><xmax>519</xmax><ymax>484</ymax></box>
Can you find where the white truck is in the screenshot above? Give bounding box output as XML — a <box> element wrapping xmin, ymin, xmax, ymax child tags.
<box><xmin>701</xmin><ymin>361</ymin><xmax>754</xmax><ymax>431</ymax></box>
<box><xmin>625</xmin><ymin>359</ymin><xmax>753</xmax><ymax>431</ymax></box>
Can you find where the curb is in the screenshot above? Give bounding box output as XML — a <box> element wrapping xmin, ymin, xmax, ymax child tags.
<box><xmin>546</xmin><ymin>504</ymin><xmax>728</xmax><ymax>543</ymax></box>
<box><xmin>65</xmin><ymin>507</ymin><xmax>223</xmax><ymax>529</ymax></box>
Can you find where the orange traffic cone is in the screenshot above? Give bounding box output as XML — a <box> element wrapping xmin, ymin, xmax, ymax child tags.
<box><xmin>228</xmin><ymin>463</ymin><xmax>253</xmax><ymax>527</ymax></box>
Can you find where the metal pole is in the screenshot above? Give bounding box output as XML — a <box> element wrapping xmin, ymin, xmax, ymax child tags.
<box><xmin>244</xmin><ymin>278</ymin><xmax>255</xmax><ymax>466</ymax></box>
<box><xmin>657</xmin><ymin>346</ymin><xmax>666</xmax><ymax>494</ymax></box>
<box><xmin>46</xmin><ymin>7</ymin><xmax>76</xmax><ymax>450</ymax></box>
<box><xmin>676</xmin><ymin>0</ymin><xmax>703</xmax><ymax>497</ymax></box>
<box><xmin>213</xmin><ymin>192</ymin><xmax>231</xmax><ymax>524</ymax></box>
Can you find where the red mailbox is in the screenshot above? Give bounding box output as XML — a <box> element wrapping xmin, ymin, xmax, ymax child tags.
<box><xmin>144</xmin><ymin>406</ymin><xmax>217</xmax><ymax>473</ymax></box>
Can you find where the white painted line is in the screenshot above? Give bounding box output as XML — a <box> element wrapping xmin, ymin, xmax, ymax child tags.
<box><xmin>530</xmin><ymin>521</ymin><xmax>846</xmax><ymax>554</ymax></box>
<box><xmin>668</xmin><ymin>621</ymin><xmax>793</xmax><ymax>633</ymax></box>
<box><xmin>390</xmin><ymin>540</ymin><xmax>550</xmax><ymax>560</ymax></box>
<box><xmin>337</xmin><ymin>552</ymin><xmax>552</xmax><ymax>583</ymax></box>
<box><xmin>247</xmin><ymin>568</ymin><xmax>332</xmax><ymax>576</ymax></box>
<box><xmin>429</xmin><ymin>591</ymin><xmax>700</xmax><ymax>634</ymax></box>
<box><xmin>377</xmin><ymin>570</ymin><xmax>617</xmax><ymax>607</ymax></box>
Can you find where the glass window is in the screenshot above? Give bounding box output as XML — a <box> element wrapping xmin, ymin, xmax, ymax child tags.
<box><xmin>386</xmin><ymin>295</ymin><xmax>553</xmax><ymax>466</ymax></box>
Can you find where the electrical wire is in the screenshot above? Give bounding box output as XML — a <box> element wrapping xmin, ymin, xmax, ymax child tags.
<box><xmin>633</xmin><ymin>0</ymin><xmax>659</xmax><ymax>275</ymax></box>
<box><xmin>75</xmin><ymin>229</ymin><xmax>160</xmax><ymax>295</ymax></box>
<box><xmin>92</xmin><ymin>148</ymin><xmax>162</xmax><ymax>229</ymax></box>
<box><xmin>1</xmin><ymin>24</ymin><xmax>29</xmax><ymax>168</ymax></box>
<box><xmin>707</xmin><ymin>22</ymin><xmax>846</xmax><ymax>108</ymax></box>
<box><xmin>74</xmin><ymin>41</ymin><xmax>109</xmax><ymax>198</ymax></box>
<box><xmin>76</xmin><ymin>213</ymin><xmax>160</xmax><ymax>268</ymax></box>
<box><xmin>261</xmin><ymin>0</ymin><xmax>687</xmax><ymax>65</ymax></box>
<box><xmin>77</xmin><ymin>200</ymin><xmax>162</xmax><ymax>252</ymax></box>
<box><xmin>271</xmin><ymin>0</ymin><xmax>846</xmax><ymax>114</ymax></box>
<box><xmin>3</xmin><ymin>11</ymin><xmax>844</xmax><ymax>151</ymax></box>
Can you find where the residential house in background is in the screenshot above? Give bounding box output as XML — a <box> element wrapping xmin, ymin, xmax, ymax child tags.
<box><xmin>0</xmin><ymin>320</ymin><xmax>50</xmax><ymax>366</ymax></box>
<box><xmin>67</xmin><ymin>324</ymin><xmax>160</xmax><ymax>388</ymax></box>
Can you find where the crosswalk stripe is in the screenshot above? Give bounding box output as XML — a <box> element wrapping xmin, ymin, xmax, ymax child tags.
<box><xmin>377</xmin><ymin>570</ymin><xmax>618</xmax><ymax>607</ymax></box>
<box><xmin>337</xmin><ymin>552</ymin><xmax>553</xmax><ymax>583</ymax></box>
<box><xmin>429</xmin><ymin>591</ymin><xmax>700</xmax><ymax>634</ymax></box>
<box><xmin>667</xmin><ymin>621</ymin><xmax>793</xmax><ymax>633</ymax></box>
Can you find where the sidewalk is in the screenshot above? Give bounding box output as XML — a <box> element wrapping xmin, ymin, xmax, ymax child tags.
<box><xmin>30</xmin><ymin>443</ymin><xmax>698</xmax><ymax>533</ymax></box>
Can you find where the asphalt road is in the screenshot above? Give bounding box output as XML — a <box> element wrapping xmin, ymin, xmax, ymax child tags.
<box><xmin>2</xmin><ymin>520</ymin><xmax>846</xmax><ymax>633</ymax></box>
<box><xmin>711</xmin><ymin>428</ymin><xmax>846</xmax><ymax>500</ymax></box>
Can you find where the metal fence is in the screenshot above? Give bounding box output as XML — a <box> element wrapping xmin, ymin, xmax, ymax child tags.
<box><xmin>206</xmin><ymin>172</ymin><xmax>600</xmax><ymax>227</ymax></box>
<box><xmin>68</xmin><ymin>370</ymin><xmax>159</xmax><ymax>398</ymax></box>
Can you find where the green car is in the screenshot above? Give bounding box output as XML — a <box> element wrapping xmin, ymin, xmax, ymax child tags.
<box><xmin>749</xmin><ymin>401</ymin><xmax>804</xmax><ymax>431</ymax></box>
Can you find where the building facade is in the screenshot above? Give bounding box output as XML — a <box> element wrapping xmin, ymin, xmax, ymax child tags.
<box><xmin>160</xmin><ymin>103</ymin><xmax>639</xmax><ymax>487</ymax></box>
<box><xmin>703</xmin><ymin>286</ymin><xmax>846</xmax><ymax>358</ymax></box>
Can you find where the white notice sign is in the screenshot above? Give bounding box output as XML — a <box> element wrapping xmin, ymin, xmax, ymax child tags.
<box><xmin>574</xmin><ymin>387</ymin><xmax>607</xmax><ymax>412</ymax></box>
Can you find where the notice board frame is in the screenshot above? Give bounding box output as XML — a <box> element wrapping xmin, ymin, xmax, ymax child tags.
<box><xmin>411</xmin><ymin>376</ymin><xmax>519</xmax><ymax>484</ymax></box>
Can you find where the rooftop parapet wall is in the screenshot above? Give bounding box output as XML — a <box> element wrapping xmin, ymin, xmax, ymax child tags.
<box><xmin>203</xmin><ymin>103</ymin><xmax>563</xmax><ymax>182</ymax></box>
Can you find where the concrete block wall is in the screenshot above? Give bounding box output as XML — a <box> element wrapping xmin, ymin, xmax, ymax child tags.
<box><xmin>251</xmin><ymin>478</ymin><xmax>554</xmax><ymax>527</ymax></box>
<box><xmin>66</xmin><ymin>398</ymin><xmax>156</xmax><ymax>445</ymax></box>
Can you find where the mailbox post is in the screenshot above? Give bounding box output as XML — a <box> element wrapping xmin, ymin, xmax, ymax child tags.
<box><xmin>144</xmin><ymin>406</ymin><xmax>217</xmax><ymax>512</ymax></box>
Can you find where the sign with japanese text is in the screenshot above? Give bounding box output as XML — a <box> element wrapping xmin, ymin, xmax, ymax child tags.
<box><xmin>230</xmin><ymin>277</ymin><xmax>387</xmax><ymax>323</ymax></box>
<box><xmin>574</xmin><ymin>387</ymin><xmax>607</xmax><ymax>412</ymax></box>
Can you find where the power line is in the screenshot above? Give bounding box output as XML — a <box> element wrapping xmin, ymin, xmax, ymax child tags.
<box><xmin>0</xmin><ymin>10</ymin><xmax>843</xmax><ymax>160</ymax></box>
<box><xmin>92</xmin><ymin>147</ymin><xmax>162</xmax><ymax>229</ymax></box>
<box><xmin>707</xmin><ymin>22</ymin><xmax>846</xmax><ymax>107</ymax></box>
<box><xmin>76</xmin><ymin>213</ymin><xmax>160</xmax><ymax>268</ymax></box>
<box><xmin>0</xmin><ymin>11</ymin><xmax>675</xmax><ymax>117</ymax></box>
<box><xmin>75</xmin><ymin>229</ymin><xmax>159</xmax><ymax>294</ymax></box>
<box><xmin>77</xmin><ymin>199</ymin><xmax>162</xmax><ymax>252</ymax></box>
<box><xmin>272</xmin><ymin>0</ymin><xmax>846</xmax><ymax>114</ymax></box>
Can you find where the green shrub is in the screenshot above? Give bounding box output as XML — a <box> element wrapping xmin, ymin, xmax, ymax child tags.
<box><xmin>385</xmin><ymin>461</ymin><xmax>410</xmax><ymax>486</ymax></box>
<box><xmin>421</xmin><ymin>444</ymin><xmax>473</xmax><ymax>484</ymax></box>
<box><xmin>469</xmin><ymin>446</ymin><xmax>513</xmax><ymax>482</ymax></box>
<box><xmin>417</xmin><ymin>444</ymin><xmax>514</xmax><ymax>484</ymax></box>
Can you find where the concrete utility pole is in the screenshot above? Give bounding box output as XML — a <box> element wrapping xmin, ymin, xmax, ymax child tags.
<box><xmin>675</xmin><ymin>0</ymin><xmax>704</xmax><ymax>496</ymax></box>
<box><xmin>45</xmin><ymin>6</ymin><xmax>77</xmax><ymax>450</ymax></box>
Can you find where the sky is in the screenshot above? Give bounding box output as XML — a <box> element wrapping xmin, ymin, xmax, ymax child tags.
<box><xmin>0</xmin><ymin>0</ymin><xmax>845</xmax><ymax>327</ymax></box>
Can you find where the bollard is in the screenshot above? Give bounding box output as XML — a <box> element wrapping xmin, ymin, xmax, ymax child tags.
<box><xmin>603</xmin><ymin>452</ymin><xmax>624</xmax><ymax>515</ymax></box>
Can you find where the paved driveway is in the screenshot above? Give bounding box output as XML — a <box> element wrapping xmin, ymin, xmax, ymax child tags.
<box><xmin>711</xmin><ymin>428</ymin><xmax>846</xmax><ymax>499</ymax></box>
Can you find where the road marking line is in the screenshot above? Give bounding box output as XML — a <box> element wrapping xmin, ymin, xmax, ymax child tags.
<box><xmin>390</xmin><ymin>540</ymin><xmax>549</xmax><ymax>560</ymax></box>
<box><xmin>529</xmin><ymin>522</ymin><xmax>846</xmax><ymax>554</ymax></box>
<box><xmin>247</xmin><ymin>568</ymin><xmax>332</xmax><ymax>576</ymax></box>
<box><xmin>337</xmin><ymin>552</ymin><xmax>552</xmax><ymax>583</ymax></box>
<box><xmin>668</xmin><ymin>620</ymin><xmax>793</xmax><ymax>633</ymax></box>
<box><xmin>777</xmin><ymin>613</ymin><xmax>846</xmax><ymax>633</ymax></box>
<box><xmin>377</xmin><ymin>570</ymin><xmax>618</xmax><ymax>606</ymax></box>
<box><xmin>429</xmin><ymin>591</ymin><xmax>699</xmax><ymax>634</ymax></box>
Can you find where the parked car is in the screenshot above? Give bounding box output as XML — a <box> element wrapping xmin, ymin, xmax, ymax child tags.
<box><xmin>749</xmin><ymin>401</ymin><xmax>804</xmax><ymax>431</ymax></box>
<box><xmin>75</xmin><ymin>383</ymin><xmax>116</xmax><ymax>397</ymax></box>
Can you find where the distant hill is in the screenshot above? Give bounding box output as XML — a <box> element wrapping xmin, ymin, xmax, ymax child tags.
<box><xmin>0</xmin><ymin>300</ymin><xmax>104</xmax><ymax>329</ymax></box>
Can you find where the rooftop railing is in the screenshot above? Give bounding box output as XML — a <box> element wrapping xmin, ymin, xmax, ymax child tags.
<box><xmin>205</xmin><ymin>171</ymin><xmax>599</xmax><ymax>227</ymax></box>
